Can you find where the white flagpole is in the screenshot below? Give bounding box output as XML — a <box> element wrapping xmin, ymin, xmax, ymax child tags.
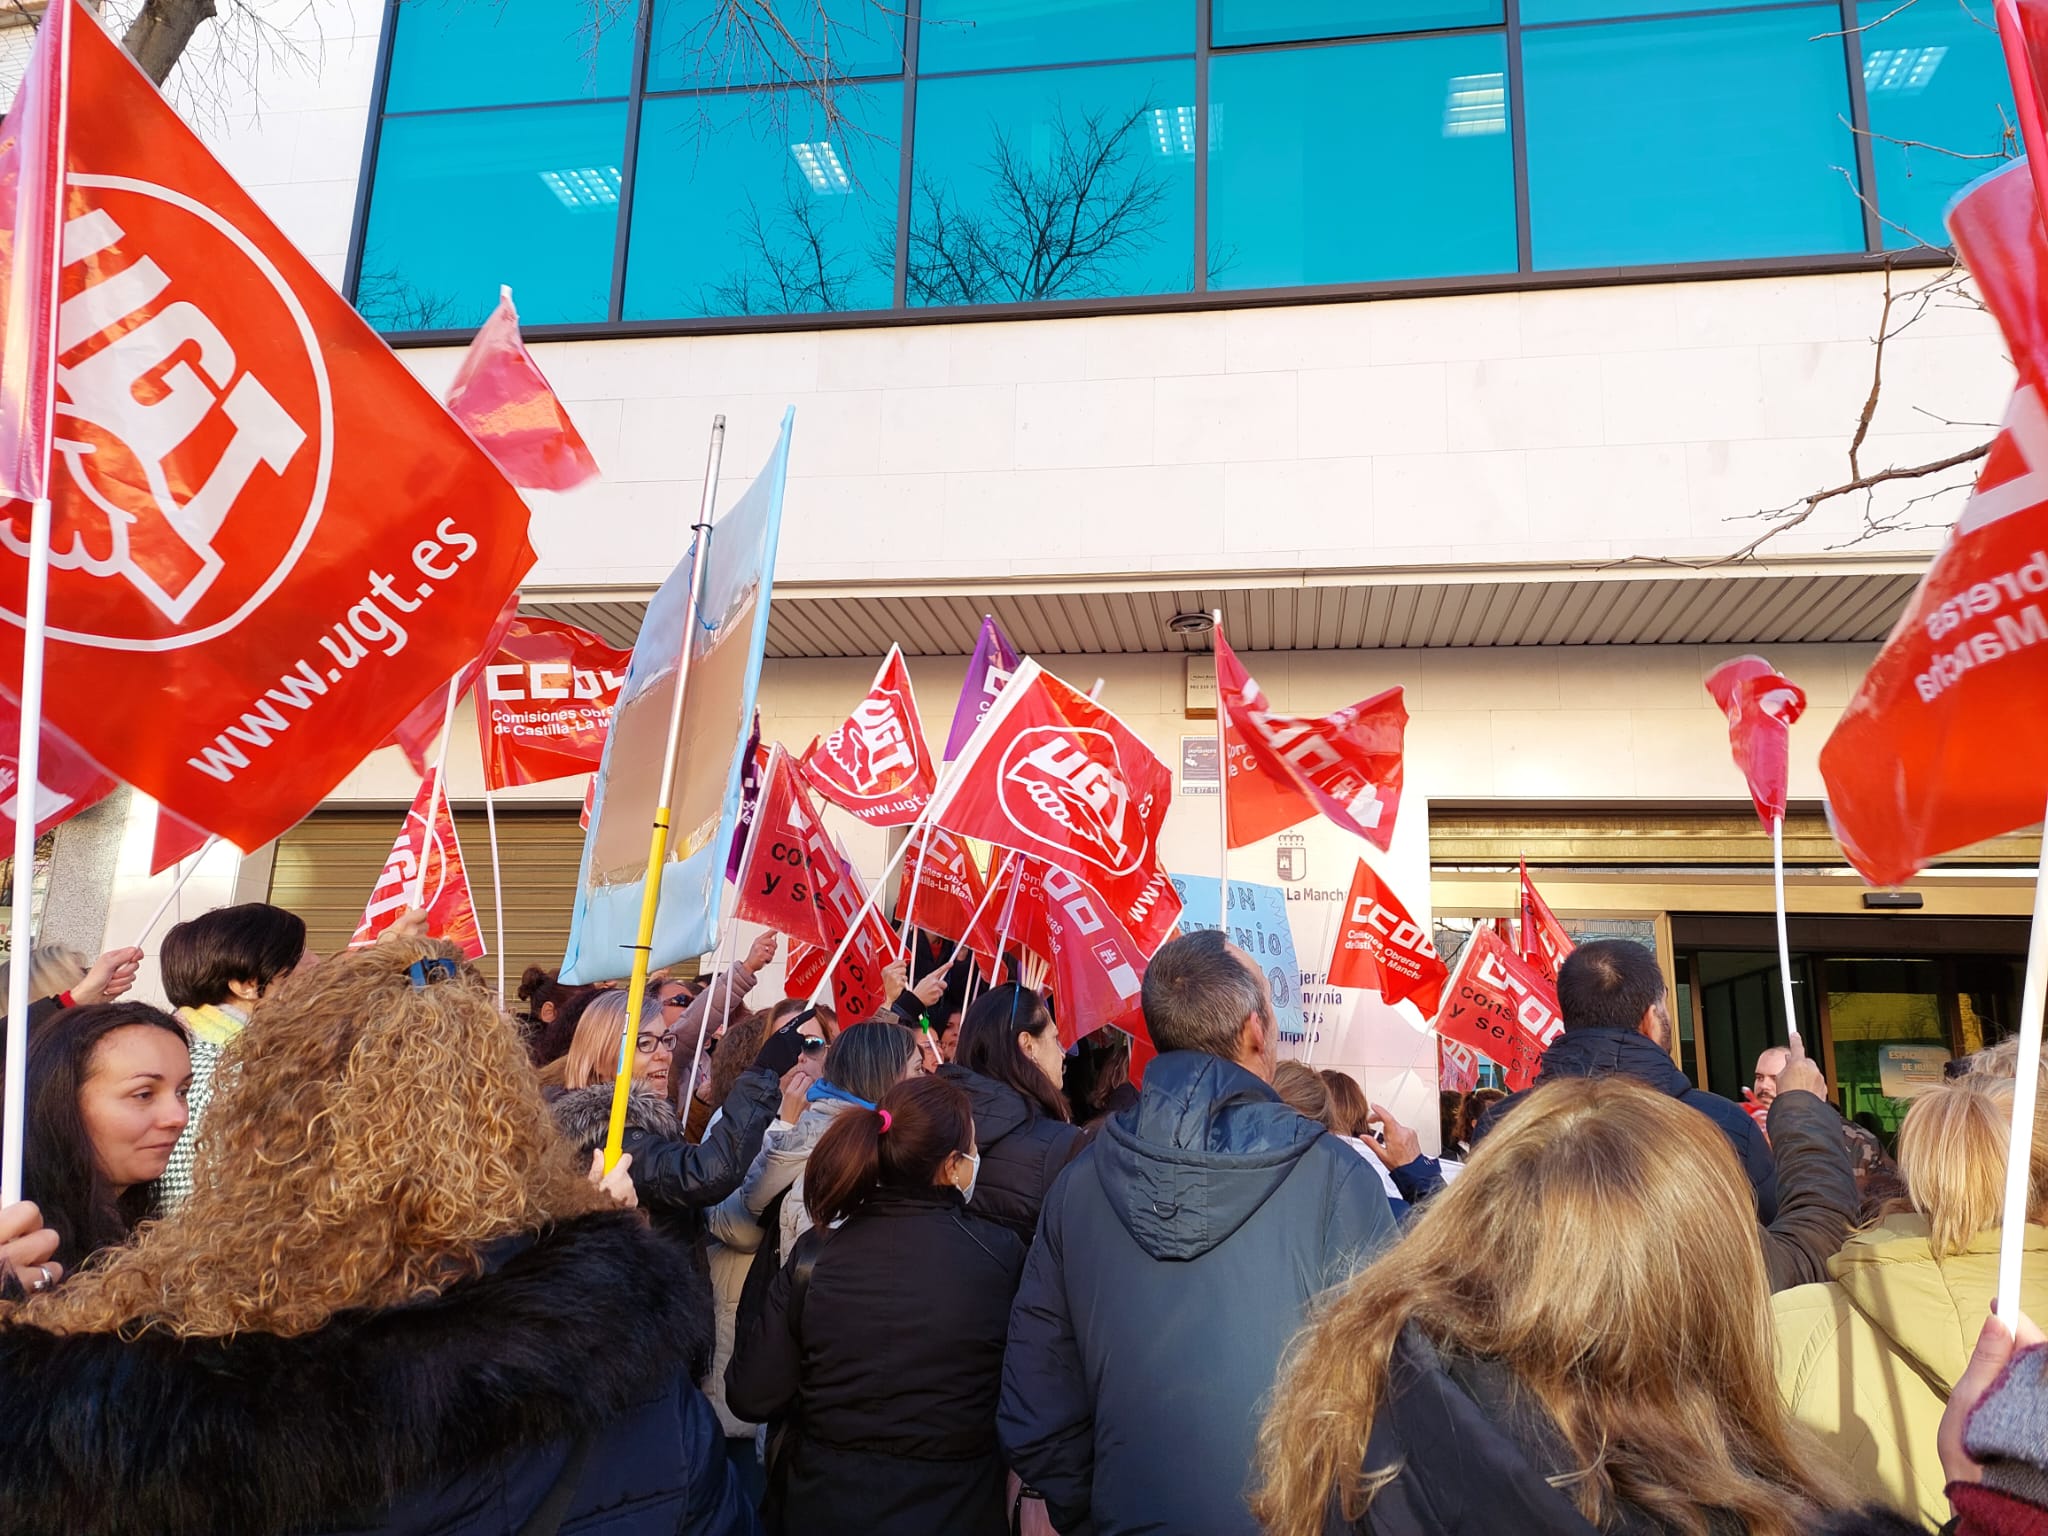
<box><xmin>1212</xmin><ymin>612</ymin><xmax>1231</xmax><ymax>931</ymax></box>
<box><xmin>3</xmin><ymin>1</ymin><xmax>72</xmax><ymax>1209</ymax></box>
<box><xmin>1771</xmin><ymin>814</ymin><xmax>1801</xmax><ymax>1054</ymax></box>
<box><xmin>483</xmin><ymin>788</ymin><xmax>507</xmax><ymax>1001</ymax></box>
<box><xmin>409</xmin><ymin>674</ymin><xmax>463</xmax><ymax>911</ymax></box>
<box><xmin>900</xmin><ymin>824</ymin><xmax>935</xmax><ymax>967</ymax></box>
<box><xmin>807</xmin><ymin>801</ymin><xmax>937</xmax><ymax>1005</ymax></box>
<box><xmin>994</xmin><ymin>855</ymin><xmax>1025</xmax><ymax>980</ymax></box>
<box><xmin>689</xmin><ymin>762</ymin><xmax>773</xmax><ymax>1111</ymax></box>
<box><xmin>130</xmin><ymin>836</ymin><xmax>223</xmax><ymax>949</ymax></box>
<box><xmin>1996</xmin><ymin>793</ymin><xmax>2048</xmax><ymax>1330</ymax></box>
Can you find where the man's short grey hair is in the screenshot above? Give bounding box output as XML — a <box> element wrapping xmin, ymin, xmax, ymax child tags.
<box><xmin>1141</xmin><ymin>929</ymin><xmax>1263</xmax><ymax>1058</ymax></box>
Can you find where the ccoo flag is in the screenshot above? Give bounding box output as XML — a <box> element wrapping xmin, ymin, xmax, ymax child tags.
<box><xmin>1517</xmin><ymin>860</ymin><xmax>1575</xmax><ymax>983</ymax></box>
<box><xmin>560</xmin><ymin>412</ymin><xmax>792</xmax><ymax>983</ymax></box>
<box><xmin>348</xmin><ymin>775</ymin><xmax>485</xmax><ymax>959</ymax></box>
<box><xmin>1213</xmin><ymin>625</ymin><xmax>1407</xmax><ymax>852</ymax></box>
<box><xmin>1327</xmin><ymin>857</ymin><xmax>1448</xmax><ymax>1016</ymax></box>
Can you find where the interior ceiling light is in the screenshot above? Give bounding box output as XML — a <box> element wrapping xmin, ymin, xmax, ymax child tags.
<box><xmin>790</xmin><ymin>140</ymin><xmax>852</xmax><ymax>194</ymax></box>
<box><xmin>1150</xmin><ymin>104</ymin><xmax>1198</xmax><ymax>158</ymax></box>
<box><xmin>1443</xmin><ymin>73</ymin><xmax>1506</xmax><ymax>137</ymax></box>
<box><xmin>1863</xmin><ymin>45</ymin><xmax>1947</xmax><ymax>92</ymax></box>
<box><xmin>537</xmin><ymin>166</ymin><xmax>621</xmax><ymax>209</ymax></box>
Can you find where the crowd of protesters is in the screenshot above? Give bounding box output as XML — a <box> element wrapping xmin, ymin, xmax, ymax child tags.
<box><xmin>0</xmin><ymin>909</ymin><xmax>2040</xmax><ymax>1536</ymax></box>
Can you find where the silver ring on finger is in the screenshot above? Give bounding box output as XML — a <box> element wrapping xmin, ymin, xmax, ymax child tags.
<box><xmin>32</xmin><ymin>1265</ymin><xmax>52</xmax><ymax>1292</ymax></box>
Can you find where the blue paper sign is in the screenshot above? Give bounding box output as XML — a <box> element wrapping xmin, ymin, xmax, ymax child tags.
<box><xmin>1168</xmin><ymin>873</ymin><xmax>1306</xmax><ymax>1040</ymax></box>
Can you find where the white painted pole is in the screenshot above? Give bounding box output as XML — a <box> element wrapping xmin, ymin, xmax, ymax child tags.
<box><xmin>1772</xmin><ymin>814</ymin><xmax>1801</xmax><ymax>1055</ymax></box>
<box><xmin>483</xmin><ymin>788</ymin><xmax>507</xmax><ymax>1001</ymax></box>
<box><xmin>409</xmin><ymin>674</ymin><xmax>463</xmax><ymax>911</ymax></box>
<box><xmin>994</xmin><ymin>854</ymin><xmax>1025</xmax><ymax>979</ymax></box>
<box><xmin>900</xmin><ymin>824</ymin><xmax>935</xmax><ymax>967</ymax></box>
<box><xmin>3</xmin><ymin>499</ymin><xmax>52</xmax><ymax>1206</ymax></box>
<box><xmin>807</xmin><ymin>801</ymin><xmax>933</xmax><ymax>1005</ymax></box>
<box><xmin>1995</xmin><ymin>792</ymin><xmax>2048</xmax><ymax>1331</ymax></box>
<box><xmin>2</xmin><ymin>10</ymin><xmax>71</xmax><ymax>1206</ymax></box>
<box><xmin>130</xmin><ymin>836</ymin><xmax>223</xmax><ymax>949</ymax></box>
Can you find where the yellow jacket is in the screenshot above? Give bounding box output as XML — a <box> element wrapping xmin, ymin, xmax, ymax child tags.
<box><xmin>1771</xmin><ymin>1213</ymin><xmax>2048</xmax><ymax>1526</ymax></box>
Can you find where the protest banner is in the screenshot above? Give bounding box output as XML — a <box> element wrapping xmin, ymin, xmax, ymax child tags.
<box><xmin>1517</xmin><ymin>861</ymin><xmax>1575</xmax><ymax>984</ymax></box>
<box><xmin>1430</xmin><ymin>923</ymin><xmax>1562</xmax><ymax>1092</ymax></box>
<box><xmin>442</xmin><ymin>286</ymin><xmax>599</xmax><ymax>492</ymax></box>
<box><xmin>942</xmin><ymin>614</ymin><xmax>1019</xmax><ymax>762</ymax></box>
<box><xmin>1171</xmin><ymin>871</ymin><xmax>1306</xmax><ymax>1040</ymax></box>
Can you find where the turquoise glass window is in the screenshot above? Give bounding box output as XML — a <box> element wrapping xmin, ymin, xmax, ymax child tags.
<box><xmin>1524</xmin><ymin>8</ymin><xmax>1866</xmax><ymax>269</ymax></box>
<box><xmin>916</xmin><ymin>0</ymin><xmax>1192</xmax><ymax>73</ymax></box>
<box><xmin>384</xmin><ymin>0</ymin><xmax>632</xmax><ymax>111</ymax></box>
<box><xmin>907</xmin><ymin>61</ymin><xmax>1197</xmax><ymax>303</ymax></box>
<box><xmin>1213</xmin><ymin>0</ymin><xmax>1501</xmax><ymax>45</ymax></box>
<box><xmin>358</xmin><ymin>104</ymin><xmax>627</xmax><ymax>328</ymax></box>
<box><xmin>646</xmin><ymin>0</ymin><xmax>904</xmax><ymax>92</ymax></box>
<box><xmin>625</xmin><ymin>85</ymin><xmax>901</xmax><ymax>318</ymax></box>
<box><xmin>1209</xmin><ymin>34</ymin><xmax>1516</xmax><ymax>287</ymax></box>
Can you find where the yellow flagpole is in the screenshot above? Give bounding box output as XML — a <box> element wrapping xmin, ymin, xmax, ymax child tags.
<box><xmin>603</xmin><ymin>416</ymin><xmax>726</xmax><ymax>1171</ymax></box>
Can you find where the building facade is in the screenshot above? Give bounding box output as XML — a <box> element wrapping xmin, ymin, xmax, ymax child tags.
<box><xmin>49</xmin><ymin>0</ymin><xmax>2037</xmax><ymax>1138</ymax></box>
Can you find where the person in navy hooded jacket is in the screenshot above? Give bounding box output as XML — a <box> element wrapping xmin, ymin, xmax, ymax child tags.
<box><xmin>999</xmin><ymin>929</ymin><xmax>1396</xmax><ymax>1536</ymax></box>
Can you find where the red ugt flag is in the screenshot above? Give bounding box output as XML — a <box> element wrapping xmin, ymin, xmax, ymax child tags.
<box><xmin>443</xmin><ymin>288</ymin><xmax>599</xmax><ymax>492</ymax></box>
<box><xmin>0</xmin><ymin>692</ymin><xmax>114</xmax><ymax>845</ymax></box>
<box><xmin>348</xmin><ymin>776</ymin><xmax>485</xmax><ymax>959</ymax></box>
<box><xmin>931</xmin><ymin>658</ymin><xmax>1180</xmax><ymax>955</ymax></box>
<box><xmin>1039</xmin><ymin>862</ymin><xmax>1150</xmax><ymax>1049</ymax></box>
<box><xmin>0</xmin><ymin>2</ymin><xmax>535</xmax><ymax>849</ymax></box>
<box><xmin>1705</xmin><ymin>656</ymin><xmax>1806</xmax><ymax>829</ymax></box>
<box><xmin>1327</xmin><ymin>858</ymin><xmax>1449</xmax><ymax>1016</ymax></box>
<box><xmin>1518</xmin><ymin>860</ymin><xmax>1575</xmax><ymax>983</ymax></box>
<box><xmin>1213</xmin><ymin>626</ymin><xmax>1406</xmax><ymax>852</ymax></box>
<box><xmin>150</xmin><ymin>804</ymin><xmax>211</xmax><ymax>875</ymax></box>
<box><xmin>801</xmin><ymin>644</ymin><xmax>938</xmax><ymax>827</ymax></box>
<box><xmin>1820</xmin><ymin>159</ymin><xmax>2048</xmax><ymax>884</ymax></box>
<box><xmin>1431</xmin><ymin>923</ymin><xmax>1562</xmax><ymax>1092</ymax></box>
<box><xmin>478</xmin><ymin>616</ymin><xmax>631</xmax><ymax>790</ymax></box>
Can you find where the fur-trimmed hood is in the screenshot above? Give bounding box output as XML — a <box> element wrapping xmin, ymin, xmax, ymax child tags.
<box><xmin>0</xmin><ymin>1211</ymin><xmax>712</xmax><ymax>1536</ymax></box>
<box><xmin>551</xmin><ymin>1081</ymin><xmax>680</xmax><ymax>1150</ymax></box>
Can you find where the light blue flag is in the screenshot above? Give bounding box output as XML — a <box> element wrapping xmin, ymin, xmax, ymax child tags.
<box><xmin>560</xmin><ymin>410</ymin><xmax>793</xmax><ymax>984</ymax></box>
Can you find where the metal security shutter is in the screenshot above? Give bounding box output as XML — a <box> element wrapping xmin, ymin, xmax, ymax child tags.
<box><xmin>268</xmin><ymin>806</ymin><xmax>589</xmax><ymax>986</ymax></box>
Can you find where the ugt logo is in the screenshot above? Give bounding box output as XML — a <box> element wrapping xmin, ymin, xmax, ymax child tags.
<box><xmin>822</xmin><ymin>693</ymin><xmax>918</xmax><ymax>796</ymax></box>
<box><xmin>4</xmin><ymin>176</ymin><xmax>332</xmax><ymax>649</ymax></box>
<box><xmin>997</xmin><ymin>726</ymin><xmax>1147</xmax><ymax>876</ymax></box>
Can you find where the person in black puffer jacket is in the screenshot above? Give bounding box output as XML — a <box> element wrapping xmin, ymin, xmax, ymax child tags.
<box><xmin>938</xmin><ymin>984</ymin><xmax>1085</xmax><ymax>1242</ymax></box>
<box><xmin>728</xmin><ymin>1074</ymin><xmax>1025</xmax><ymax>1536</ymax></box>
<box><xmin>1474</xmin><ymin>940</ymin><xmax>1780</xmax><ymax>1222</ymax></box>
<box><xmin>0</xmin><ymin>939</ymin><xmax>755</xmax><ymax>1536</ymax></box>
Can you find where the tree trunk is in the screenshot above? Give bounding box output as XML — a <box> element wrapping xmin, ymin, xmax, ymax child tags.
<box><xmin>122</xmin><ymin>0</ymin><xmax>217</xmax><ymax>86</ymax></box>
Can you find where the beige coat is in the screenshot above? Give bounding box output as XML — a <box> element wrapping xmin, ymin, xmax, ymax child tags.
<box><xmin>1772</xmin><ymin>1213</ymin><xmax>2048</xmax><ymax>1526</ymax></box>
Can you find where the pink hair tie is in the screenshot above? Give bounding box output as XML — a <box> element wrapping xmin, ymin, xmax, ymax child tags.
<box><xmin>877</xmin><ymin>1108</ymin><xmax>893</xmax><ymax>1134</ymax></box>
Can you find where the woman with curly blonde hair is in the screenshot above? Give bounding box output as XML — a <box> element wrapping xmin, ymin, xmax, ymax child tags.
<box><xmin>1255</xmin><ymin>1076</ymin><xmax>1850</xmax><ymax>1536</ymax></box>
<box><xmin>0</xmin><ymin>938</ymin><xmax>756</xmax><ymax>1536</ymax></box>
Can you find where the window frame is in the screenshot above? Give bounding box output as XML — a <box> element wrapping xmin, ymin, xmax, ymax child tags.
<box><xmin>343</xmin><ymin>0</ymin><xmax>1977</xmax><ymax>342</ymax></box>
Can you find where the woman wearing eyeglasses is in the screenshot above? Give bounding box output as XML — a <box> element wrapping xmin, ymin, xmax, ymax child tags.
<box><xmin>551</xmin><ymin>988</ymin><xmax>809</xmax><ymax>1316</ymax></box>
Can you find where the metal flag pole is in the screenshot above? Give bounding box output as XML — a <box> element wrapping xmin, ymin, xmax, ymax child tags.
<box><xmin>130</xmin><ymin>836</ymin><xmax>223</xmax><ymax>948</ymax></box>
<box><xmin>481</xmin><ymin>787</ymin><xmax>507</xmax><ymax>1000</ymax></box>
<box><xmin>2</xmin><ymin>1</ymin><xmax>72</xmax><ymax>1208</ymax></box>
<box><xmin>1996</xmin><ymin>790</ymin><xmax>2048</xmax><ymax>1329</ymax></box>
<box><xmin>602</xmin><ymin>416</ymin><xmax>725</xmax><ymax>1172</ymax></box>
<box><xmin>1212</xmin><ymin>611</ymin><xmax>1231</xmax><ymax>930</ymax></box>
<box><xmin>686</xmin><ymin>755</ymin><xmax>773</xmax><ymax>1120</ymax></box>
<box><xmin>409</xmin><ymin>674</ymin><xmax>464</xmax><ymax>910</ymax></box>
<box><xmin>1771</xmin><ymin>814</ymin><xmax>1801</xmax><ymax>1055</ymax></box>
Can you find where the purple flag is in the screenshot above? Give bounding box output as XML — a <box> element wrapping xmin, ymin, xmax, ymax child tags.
<box><xmin>943</xmin><ymin>615</ymin><xmax>1021</xmax><ymax>762</ymax></box>
<box><xmin>725</xmin><ymin>711</ymin><xmax>765</xmax><ymax>882</ymax></box>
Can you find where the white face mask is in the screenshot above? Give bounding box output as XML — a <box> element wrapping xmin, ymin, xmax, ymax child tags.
<box><xmin>961</xmin><ymin>1151</ymin><xmax>981</xmax><ymax>1204</ymax></box>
